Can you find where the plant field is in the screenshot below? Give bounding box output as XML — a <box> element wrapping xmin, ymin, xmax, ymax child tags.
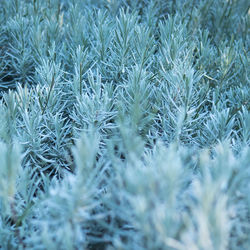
<box><xmin>0</xmin><ymin>0</ymin><xmax>249</xmax><ymax>249</ymax></box>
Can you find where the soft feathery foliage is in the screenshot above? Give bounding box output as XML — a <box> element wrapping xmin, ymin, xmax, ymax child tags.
<box><xmin>0</xmin><ymin>0</ymin><xmax>249</xmax><ymax>249</ymax></box>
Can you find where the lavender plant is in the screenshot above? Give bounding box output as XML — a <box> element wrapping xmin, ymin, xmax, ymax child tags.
<box><xmin>0</xmin><ymin>0</ymin><xmax>249</xmax><ymax>249</ymax></box>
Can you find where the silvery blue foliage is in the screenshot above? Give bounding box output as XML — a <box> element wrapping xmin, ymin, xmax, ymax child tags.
<box><xmin>0</xmin><ymin>0</ymin><xmax>249</xmax><ymax>249</ymax></box>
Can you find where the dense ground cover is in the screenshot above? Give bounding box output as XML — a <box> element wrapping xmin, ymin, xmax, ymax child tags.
<box><xmin>0</xmin><ymin>0</ymin><xmax>249</xmax><ymax>249</ymax></box>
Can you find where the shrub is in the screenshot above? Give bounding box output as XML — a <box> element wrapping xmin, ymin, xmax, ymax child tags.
<box><xmin>0</xmin><ymin>0</ymin><xmax>249</xmax><ymax>249</ymax></box>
